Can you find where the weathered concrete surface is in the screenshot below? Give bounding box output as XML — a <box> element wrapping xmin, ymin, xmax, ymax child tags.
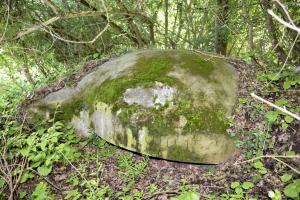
<box><xmin>27</xmin><ymin>49</ymin><xmax>239</xmax><ymax>164</ymax></box>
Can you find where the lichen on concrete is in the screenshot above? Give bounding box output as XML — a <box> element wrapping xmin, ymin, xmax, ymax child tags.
<box><xmin>27</xmin><ymin>49</ymin><xmax>239</xmax><ymax>164</ymax></box>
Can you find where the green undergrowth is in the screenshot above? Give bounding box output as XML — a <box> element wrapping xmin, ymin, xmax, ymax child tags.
<box><xmin>3</xmin><ymin>53</ymin><xmax>299</xmax><ymax>200</ymax></box>
<box><xmin>222</xmin><ymin>67</ymin><xmax>300</xmax><ymax>200</ymax></box>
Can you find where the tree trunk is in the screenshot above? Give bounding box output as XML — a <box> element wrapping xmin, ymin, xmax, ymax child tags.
<box><xmin>260</xmin><ymin>0</ymin><xmax>287</xmax><ymax>64</ymax></box>
<box><xmin>215</xmin><ymin>0</ymin><xmax>229</xmax><ymax>55</ymax></box>
<box><xmin>176</xmin><ymin>1</ymin><xmax>183</xmax><ymax>43</ymax></box>
<box><xmin>274</xmin><ymin>2</ymin><xmax>300</xmax><ymax>64</ymax></box>
<box><xmin>164</xmin><ymin>0</ymin><xmax>169</xmax><ymax>48</ymax></box>
<box><xmin>241</xmin><ymin>0</ymin><xmax>260</xmax><ymax>65</ymax></box>
<box><xmin>79</xmin><ymin>0</ymin><xmax>141</xmax><ymax>46</ymax></box>
<box><xmin>22</xmin><ymin>58</ymin><xmax>35</xmax><ymax>86</ymax></box>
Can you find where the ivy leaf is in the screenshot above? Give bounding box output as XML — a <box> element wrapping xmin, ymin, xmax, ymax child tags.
<box><xmin>19</xmin><ymin>191</ymin><xmax>27</xmax><ymax>199</ymax></box>
<box><xmin>170</xmin><ymin>191</ymin><xmax>200</xmax><ymax>200</ymax></box>
<box><xmin>268</xmin><ymin>189</ymin><xmax>282</xmax><ymax>200</ymax></box>
<box><xmin>284</xmin><ymin>182</ymin><xmax>299</xmax><ymax>198</ymax></box>
<box><xmin>37</xmin><ymin>165</ymin><xmax>52</xmax><ymax>176</ymax></box>
<box><xmin>284</xmin><ymin>115</ymin><xmax>294</xmax><ymax>124</ymax></box>
<box><xmin>265</xmin><ymin>111</ymin><xmax>278</xmax><ymax>122</ymax></box>
<box><xmin>239</xmin><ymin>98</ymin><xmax>248</xmax><ymax>104</ymax></box>
<box><xmin>20</xmin><ymin>171</ymin><xmax>35</xmax><ymax>183</ymax></box>
<box><xmin>231</xmin><ymin>181</ymin><xmax>240</xmax><ymax>189</ymax></box>
<box><xmin>65</xmin><ymin>189</ymin><xmax>82</xmax><ymax>200</ymax></box>
<box><xmin>0</xmin><ymin>178</ymin><xmax>5</xmax><ymax>189</ymax></box>
<box><xmin>283</xmin><ymin>81</ymin><xmax>292</xmax><ymax>90</ymax></box>
<box><xmin>281</xmin><ymin>122</ymin><xmax>288</xmax><ymax>130</ymax></box>
<box><xmin>258</xmin><ymin>168</ymin><xmax>268</xmax><ymax>175</ymax></box>
<box><xmin>253</xmin><ymin>161</ymin><xmax>264</xmax><ymax>169</ymax></box>
<box><xmin>20</xmin><ymin>148</ymin><xmax>30</xmax><ymax>157</ymax></box>
<box><xmin>242</xmin><ymin>182</ymin><xmax>254</xmax><ymax>190</ymax></box>
<box><xmin>30</xmin><ymin>182</ymin><xmax>54</xmax><ymax>200</ymax></box>
<box><xmin>280</xmin><ymin>174</ymin><xmax>292</xmax><ymax>183</ymax></box>
<box><xmin>235</xmin><ymin>187</ymin><xmax>243</xmax><ymax>194</ymax></box>
<box><xmin>275</xmin><ymin>99</ymin><xmax>287</xmax><ymax>106</ymax></box>
<box><xmin>286</xmin><ymin>151</ymin><xmax>296</xmax><ymax>156</ymax></box>
<box><xmin>26</xmin><ymin>135</ymin><xmax>36</xmax><ymax>146</ymax></box>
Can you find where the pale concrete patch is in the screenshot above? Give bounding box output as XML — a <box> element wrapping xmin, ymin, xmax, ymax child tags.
<box><xmin>123</xmin><ymin>82</ymin><xmax>176</xmax><ymax>108</ymax></box>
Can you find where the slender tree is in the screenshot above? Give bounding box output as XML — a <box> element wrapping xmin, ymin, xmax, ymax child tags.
<box><xmin>215</xmin><ymin>0</ymin><xmax>229</xmax><ymax>55</ymax></box>
<box><xmin>260</xmin><ymin>0</ymin><xmax>287</xmax><ymax>63</ymax></box>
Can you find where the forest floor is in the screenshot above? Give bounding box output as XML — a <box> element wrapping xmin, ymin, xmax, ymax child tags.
<box><xmin>3</xmin><ymin>57</ymin><xmax>300</xmax><ymax>200</ymax></box>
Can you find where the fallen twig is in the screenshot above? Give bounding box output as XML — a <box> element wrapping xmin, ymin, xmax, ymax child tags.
<box><xmin>234</xmin><ymin>154</ymin><xmax>300</xmax><ymax>174</ymax></box>
<box><xmin>251</xmin><ymin>93</ymin><xmax>300</xmax><ymax>121</ymax></box>
<box><xmin>27</xmin><ymin>168</ymin><xmax>62</xmax><ymax>191</ymax></box>
<box><xmin>267</xmin><ymin>9</ymin><xmax>300</xmax><ymax>33</ymax></box>
<box><xmin>143</xmin><ymin>191</ymin><xmax>180</xmax><ymax>200</ymax></box>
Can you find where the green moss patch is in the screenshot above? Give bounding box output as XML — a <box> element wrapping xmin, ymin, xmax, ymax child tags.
<box><xmin>40</xmin><ymin>50</ymin><xmax>226</xmax><ymax>134</ymax></box>
<box><xmin>116</xmin><ymin>98</ymin><xmax>229</xmax><ymax>138</ymax></box>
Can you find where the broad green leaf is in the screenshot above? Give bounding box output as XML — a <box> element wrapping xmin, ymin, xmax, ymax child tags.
<box><xmin>39</xmin><ymin>139</ymin><xmax>48</xmax><ymax>151</ymax></box>
<box><xmin>30</xmin><ymin>182</ymin><xmax>54</xmax><ymax>200</ymax></box>
<box><xmin>275</xmin><ymin>99</ymin><xmax>287</xmax><ymax>106</ymax></box>
<box><xmin>65</xmin><ymin>189</ymin><xmax>82</xmax><ymax>200</ymax></box>
<box><xmin>258</xmin><ymin>167</ymin><xmax>268</xmax><ymax>174</ymax></box>
<box><xmin>242</xmin><ymin>181</ymin><xmax>254</xmax><ymax>190</ymax></box>
<box><xmin>31</xmin><ymin>152</ymin><xmax>46</xmax><ymax>162</ymax></box>
<box><xmin>284</xmin><ymin>115</ymin><xmax>294</xmax><ymax>123</ymax></box>
<box><xmin>20</xmin><ymin>171</ymin><xmax>35</xmax><ymax>183</ymax></box>
<box><xmin>253</xmin><ymin>161</ymin><xmax>264</xmax><ymax>169</ymax></box>
<box><xmin>31</xmin><ymin>161</ymin><xmax>43</xmax><ymax>168</ymax></box>
<box><xmin>26</xmin><ymin>135</ymin><xmax>36</xmax><ymax>146</ymax></box>
<box><xmin>19</xmin><ymin>191</ymin><xmax>27</xmax><ymax>199</ymax></box>
<box><xmin>265</xmin><ymin>111</ymin><xmax>278</xmax><ymax>122</ymax></box>
<box><xmin>283</xmin><ymin>81</ymin><xmax>292</xmax><ymax>90</ymax></box>
<box><xmin>266</xmin><ymin>73</ymin><xmax>280</xmax><ymax>81</ymax></box>
<box><xmin>280</xmin><ymin>174</ymin><xmax>292</xmax><ymax>183</ymax></box>
<box><xmin>281</xmin><ymin>122</ymin><xmax>288</xmax><ymax>129</ymax></box>
<box><xmin>37</xmin><ymin>165</ymin><xmax>52</xmax><ymax>176</ymax></box>
<box><xmin>239</xmin><ymin>98</ymin><xmax>248</xmax><ymax>104</ymax></box>
<box><xmin>268</xmin><ymin>189</ymin><xmax>282</xmax><ymax>200</ymax></box>
<box><xmin>286</xmin><ymin>151</ymin><xmax>296</xmax><ymax>156</ymax></box>
<box><xmin>284</xmin><ymin>182</ymin><xmax>299</xmax><ymax>198</ymax></box>
<box><xmin>231</xmin><ymin>181</ymin><xmax>240</xmax><ymax>189</ymax></box>
<box><xmin>170</xmin><ymin>191</ymin><xmax>200</xmax><ymax>200</ymax></box>
<box><xmin>0</xmin><ymin>178</ymin><xmax>5</xmax><ymax>189</ymax></box>
<box><xmin>294</xmin><ymin>179</ymin><xmax>300</xmax><ymax>192</ymax></box>
<box><xmin>235</xmin><ymin>187</ymin><xmax>243</xmax><ymax>194</ymax></box>
<box><xmin>20</xmin><ymin>148</ymin><xmax>30</xmax><ymax>157</ymax></box>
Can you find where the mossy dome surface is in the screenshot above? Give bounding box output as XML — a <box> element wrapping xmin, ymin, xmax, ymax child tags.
<box><xmin>28</xmin><ymin>49</ymin><xmax>239</xmax><ymax>164</ymax></box>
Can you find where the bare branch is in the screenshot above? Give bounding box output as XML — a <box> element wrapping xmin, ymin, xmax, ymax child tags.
<box><xmin>273</xmin><ymin>0</ymin><xmax>295</xmax><ymax>26</ymax></box>
<box><xmin>43</xmin><ymin>0</ymin><xmax>60</xmax><ymax>15</ymax></box>
<box><xmin>14</xmin><ymin>11</ymin><xmax>111</xmax><ymax>40</ymax></box>
<box><xmin>234</xmin><ymin>154</ymin><xmax>300</xmax><ymax>174</ymax></box>
<box><xmin>0</xmin><ymin>0</ymin><xmax>11</xmax><ymax>42</ymax></box>
<box><xmin>267</xmin><ymin>9</ymin><xmax>300</xmax><ymax>33</ymax></box>
<box><xmin>42</xmin><ymin>23</ymin><xmax>110</xmax><ymax>44</ymax></box>
<box><xmin>264</xmin><ymin>33</ymin><xmax>299</xmax><ymax>87</ymax></box>
<box><xmin>251</xmin><ymin>93</ymin><xmax>300</xmax><ymax>121</ymax></box>
<box><xmin>15</xmin><ymin>16</ymin><xmax>60</xmax><ymax>39</ymax></box>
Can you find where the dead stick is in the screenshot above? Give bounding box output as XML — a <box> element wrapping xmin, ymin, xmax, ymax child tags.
<box><xmin>143</xmin><ymin>191</ymin><xmax>180</xmax><ymax>200</ymax></box>
<box><xmin>250</xmin><ymin>93</ymin><xmax>300</xmax><ymax>121</ymax></box>
<box><xmin>234</xmin><ymin>155</ymin><xmax>300</xmax><ymax>174</ymax></box>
